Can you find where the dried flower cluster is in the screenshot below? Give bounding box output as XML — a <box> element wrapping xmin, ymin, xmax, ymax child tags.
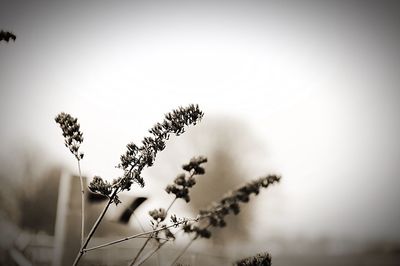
<box><xmin>147</xmin><ymin>208</ymin><xmax>176</xmax><ymax>243</ymax></box>
<box><xmin>88</xmin><ymin>176</ymin><xmax>112</xmax><ymax>197</ymax></box>
<box><xmin>184</xmin><ymin>175</ymin><xmax>281</xmax><ymax>239</ymax></box>
<box><xmin>0</xmin><ymin>30</ymin><xmax>16</xmax><ymax>42</ymax></box>
<box><xmin>165</xmin><ymin>156</ymin><xmax>207</xmax><ymax>202</ymax></box>
<box><xmin>55</xmin><ymin>112</ymin><xmax>84</xmax><ymax>160</ymax></box>
<box><xmin>87</xmin><ymin>104</ymin><xmax>203</xmax><ymax>202</ymax></box>
<box><xmin>118</xmin><ymin>104</ymin><xmax>204</xmax><ymax>189</ymax></box>
<box><xmin>149</xmin><ymin>208</ymin><xmax>167</xmax><ymax>223</ymax></box>
<box><xmin>145</xmin><ymin>156</ymin><xmax>207</xmax><ymax>249</ymax></box>
<box><xmin>235</xmin><ymin>252</ymin><xmax>271</xmax><ymax>266</ymax></box>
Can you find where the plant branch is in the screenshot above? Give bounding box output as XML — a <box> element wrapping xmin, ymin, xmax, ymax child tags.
<box><xmin>72</xmin><ymin>188</ymin><xmax>118</xmax><ymax>266</ymax></box>
<box><xmin>129</xmin><ymin>196</ymin><xmax>178</xmax><ymax>265</ymax></box>
<box><xmin>130</xmin><ymin>237</ymin><xmax>152</xmax><ymax>266</ymax></box>
<box><xmin>165</xmin><ymin>197</ymin><xmax>177</xmax><ymax>214</ymax></box>
<box><xmin>135</xmin><ymin>240</ymin><xmax>168</xmax><ymax>266</ymax></box>
<box><xmin>83</xmin><ymin>218</ymin><xmax>198</xmax><ymax>253</ymax></box>
<box><xmin>135</xmin><ymin>226</ymin><xmax>183</xmax><ymax>266</ymax></box>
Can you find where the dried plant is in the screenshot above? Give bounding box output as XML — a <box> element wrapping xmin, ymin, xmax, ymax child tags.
<box><xmin>0</xmin><ymin>30</ymin><xmax>16</xmax><ymax>42</ymax></box>
<box><xmin>54</xmin><ymin>104</ymin><xmax>281</xmax><ymax>266</ymax></box>
<box><xmin>170</xmin><ymin>175</ymin><xmax>281</xmax><ymax>265</ymax></box>
<box><xmin>55</xmin><ymin>112</ymin><xmax>85</xmax><ymax>245</ymax></box>
<box><xmin>235</xmin><ymin>252</ymin><xmax>271</xmax><ymax>266</ymax></box>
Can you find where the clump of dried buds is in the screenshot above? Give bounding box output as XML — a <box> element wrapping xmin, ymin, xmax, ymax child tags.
<box><xmin>118</xmin><ymin>104</ymin><xmax>203</xmax><ymax>189</ymax></box>
<box><xmin>55</xmin><ymin>112</ymin><xmax>84</xmax><ymax>160</ymax></box>
<box><xmin>184</xmin><ymin>175</ymin><xmax>281</xmax><ymax>239</ymax></box>
<box><xmin>147</xmin><ymin>208</ymin><xmax>176</xmax><ymax>243</ymax></box>
<box><xmin>88</xmin><ymin>176</ymin><xmax>112</xmax><ymax>197</ymax></box>
<box><xmin>149</xmin><ymin>208</ymin><xmax>167</xmax><ymax>223</ymax></box>
<box><xmin>165</xmin><ymin>156</ymin><xmax>207</xmax><ymax>202</ymax></box>
<box><xmin>88</xmin><ymin>104</ymin><xmax>204</xmax><ymax>203</ymax></box>
<box><xmin>143</xmin><ymin>156</ymin><xmax>207</xmax><ymax>254</ymax></box>
<box><xmin>235</xmin><ymin>252</ymin><xmax>271</xmax><ymax>266</ymax></box>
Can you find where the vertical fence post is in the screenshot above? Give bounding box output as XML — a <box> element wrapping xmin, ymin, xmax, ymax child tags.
<box><xmin>52</xmin><ymin>171</ymin><xmax>71</xmax><ymax>266</ymax></box>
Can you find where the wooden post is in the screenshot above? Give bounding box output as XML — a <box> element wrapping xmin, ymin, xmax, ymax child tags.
<box><xmin>52</xmin><ymin>171</ymin><xmax>71</xmax><ymax>266</ymax></box>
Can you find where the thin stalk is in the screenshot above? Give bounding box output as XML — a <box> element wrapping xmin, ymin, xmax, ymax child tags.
<box><xmin>132</xmin><ymin>212</ymin><xmax>146</xmax><ymax>232</ymax></box>
<box><xmin>130</xmin><ymin>237</ymin><xmax>152</xmax><ymax>266</ymax></box>
<box><xmin>83</xmin><ymin>219</ymin><xmax>195</xmax><ymax>253</ymax></box>
<box><xmin>169</xmin><ymin>235</ymin><xmax>198</xmax><ymax>266</ymax></box>
<box><xmin>129</xmin><ymin>196</ymin><xmax>178</xmax><ymax>265</ymax></box>
<box><xmin>165</xmin><ymin>197</ymin><xmax>177</xmax><ymax>214</ymax></box>
<box><xmin>135</xmin><ymin>240</ymin><xmax>168</xmax><ymax>266</ymax></box>
<box><xmin>135</xmin><ymin>225</ymin><xmax>182</xmax><ymax>266</ymax></box>
<box><xmin>77</xmin><ymin>159</ymin><xmax>85</xmax><ymax>246</ymax></box>
<box><xmin>73</xmin><ymin>159</ymin><xmax>141</xmax><ymax>265</ymax></box>
<box><xmin>72</xmin><ymin>189</ymin><xmax>118</xmax><ymax>266</ymax></box>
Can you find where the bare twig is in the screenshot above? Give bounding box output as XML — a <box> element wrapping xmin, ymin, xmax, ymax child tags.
<box><xmin>129</xmin><ymin>196</ymin><xmax>178</xmax><ymax>265</ymax></box>
<box><xmin>83</xmin><ymin>218</ymin><xmax>197</xmax><ymax>253</ymax></box>
<box><xmin>165</xmin><ymin>197</ymin><xmax>177</xmax><ymax>214</ymax></box>
<box><xmin>135</xmin><ymin>225</ymin><xmax>183</xmax><ymax>266</ymax></box>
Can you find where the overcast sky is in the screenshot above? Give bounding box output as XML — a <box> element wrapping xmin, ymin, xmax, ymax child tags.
<box><xmin>1</xmin><ymin>0</ymin><xmax>400</xmax><ymax>245</ymax></box>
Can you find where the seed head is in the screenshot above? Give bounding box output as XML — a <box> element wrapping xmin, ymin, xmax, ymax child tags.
<box><xmin>55</xmin><ymin>112</ymin><xmax>84</xmax><ymax>160</ymax></box>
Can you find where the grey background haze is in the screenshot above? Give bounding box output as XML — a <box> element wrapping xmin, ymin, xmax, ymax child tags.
<box><xmin>1</xmin><ymin>0</ymin><xmax>400</xmax><ymax>254</ymax></box>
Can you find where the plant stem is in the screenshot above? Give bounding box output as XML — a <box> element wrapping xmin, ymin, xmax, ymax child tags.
<box><xmin>165</xmin><ymin>197</ymin><xmax>177</xmax><ymax>214</ymax></box>
<box><xmin>135</xmin><ymin>225</ymin><xmax>182</xmax><ymax>266</ymax></box>
<box><xmin>133</xmin><ymin>212</ymin><xmax>146</xmax><ymax>232</ymax></box>
<box><xmin>129</xmin><ymin>196</ymin><xmax>178</xmax><ymax>265</ymax></box>
<box><xmin>130</xmin><ymin>237</ymin><xmax>152</xmax><ymax>266</ymax></box>
<box><xmin>135</xmin><ymin>240</ymin><xmax>168</xmax><ymax>266</ymax></box>
<box><xmin>77</xmin><ymin>159</ymin><xmax>85</xmax><ymax>247</ymax></box>
<box><xmin>82</xmin><ymin>223</ymin><xmax>181</xmax><ymax>252</ymax></box>
<box><xmin>82</xmin><ymin>220</ymin><xmax>193</xmax><ymax>253</ymax></box>
<box><xmin>72</xmin><ymin>189</ymin><xmax>118</xmax><ymax>266</ymax></box>
<box><xmin>73</xmin><ymin>159</ymin><xmax>142</xmax><ymax>265</ymax></box>
<box><xmin>169</xmin><ymin>235</ymin><xmax>198</xmax><ymax>266</ymax></box>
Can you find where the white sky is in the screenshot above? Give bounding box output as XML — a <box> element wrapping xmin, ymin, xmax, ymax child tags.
<box><xmin>1</xmin><ymin>1</ymin><xmax>400</xmax><ymax>243</ymax></box>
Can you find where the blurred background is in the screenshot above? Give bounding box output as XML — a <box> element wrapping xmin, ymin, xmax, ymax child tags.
<box><xmin>1</xmin><ymin>0</ymin><xmax>400</xmax><ymax>265</ymax></box>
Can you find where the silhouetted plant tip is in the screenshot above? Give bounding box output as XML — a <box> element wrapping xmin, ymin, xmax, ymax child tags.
<box><xmin>166</xmin><ymin>156</ymin><xmax>207</xmax><ymax>203</ymax></box>
<box><xmin>149</xmin><ymin>208</ymin><xmax>167</xmax><ymax>222</ymax></box>
<box><xmin>55</xmin><ymin>112</ymin><xmax>84</xmax><ymax>160</ymax></box>
<box><xmin>183</xmin><ymin>175</ymin><xmax>281</xmax><ymax>239</ymax></box>
<box><xmin>86</xmin><ymin>104</ymin><xmax>204</xmax><ymax>207</ymax></box>
<box><xmin>182</xmin><ymin>156</ymin><xmax>207</xmax><ymax>174</ymax></box>
<box><xmin>235</xmin><ymin>252</ymin><xmax>271</xmax><ymax>266</ymax></box>
<box><xmin>88</xmin><ymin>176</ymin><xmax>112</xmax><ymax>196</ymax></box>
<box><xmin>116</xmin><ymin>104</ymin><xmax>204</xmax><ymax>190</ymax></box>
<box><xmin>55</xmin><ymin>112</ymin><xmax>86</xmax><ymax>245</ymax></box>
<box><xmin>0</xmin><ymin>30</ymin><xmax>16</xmax><ymax>42</ymax></box>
